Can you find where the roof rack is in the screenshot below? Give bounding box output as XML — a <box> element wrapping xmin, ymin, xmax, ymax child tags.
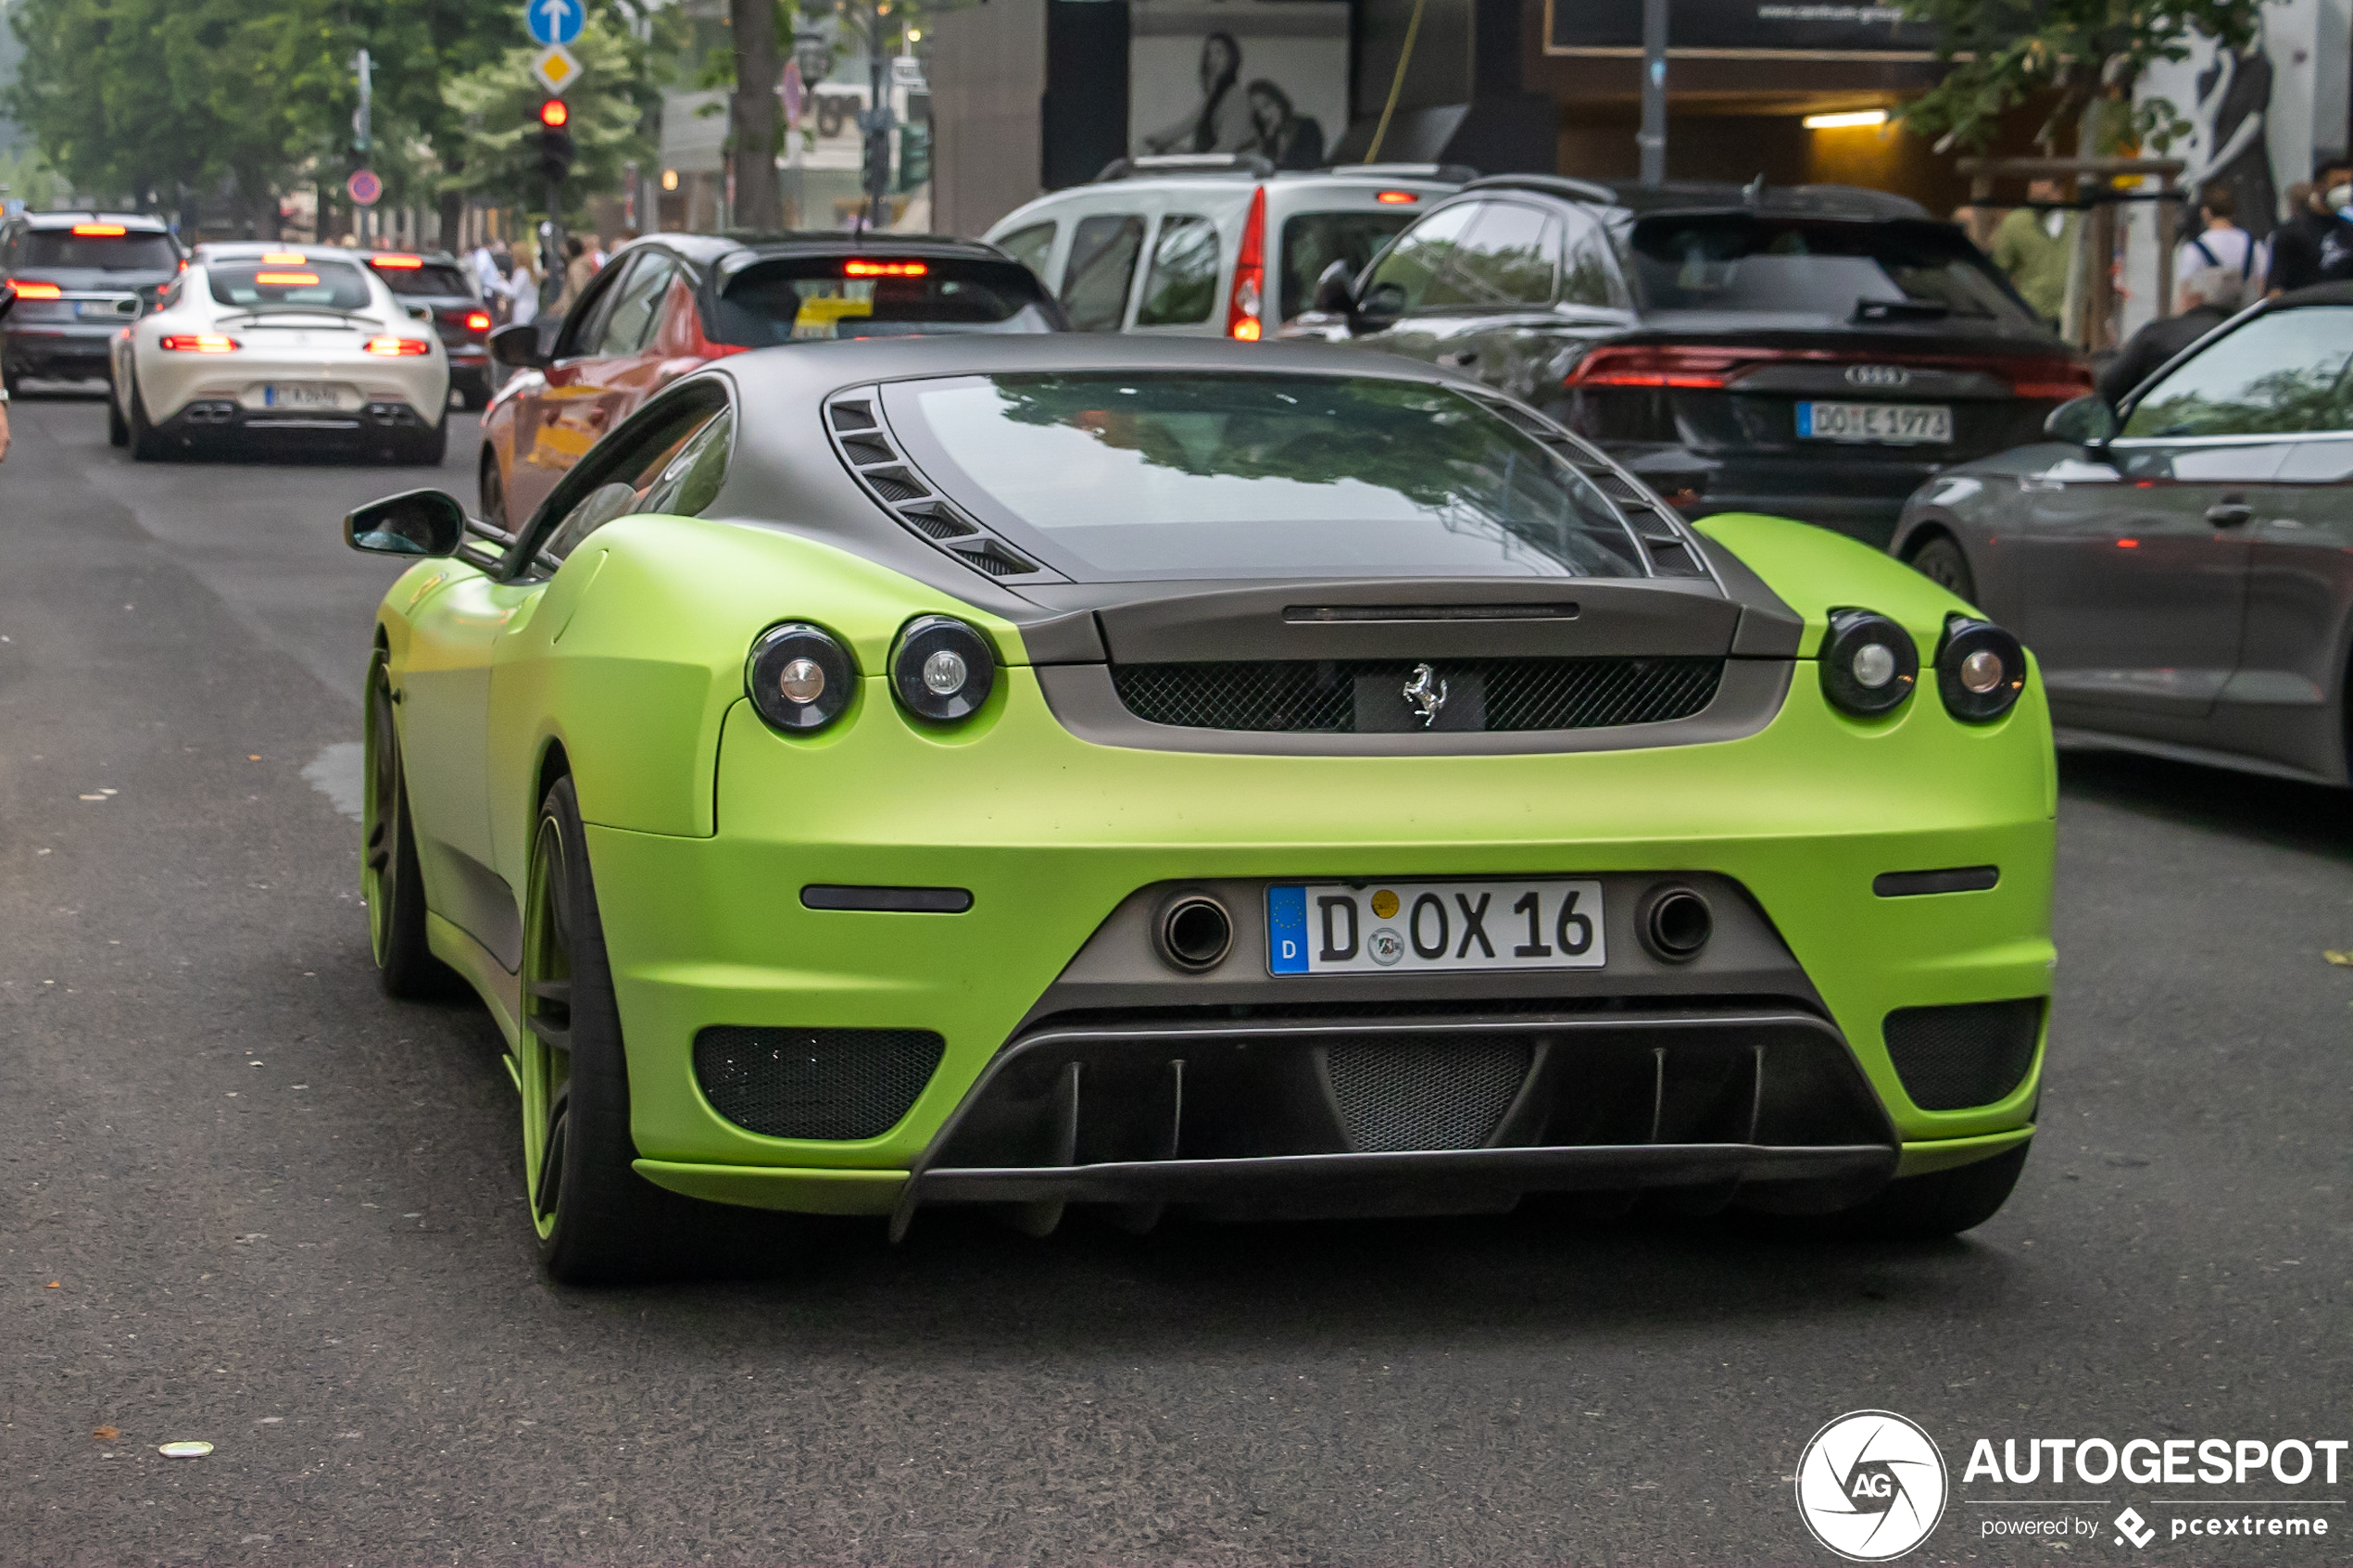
<box><xmin>1321</xmin><ymin>161</ymin><xmax>1480</xmax><ymax>184</ymax></box>
<box><xmin>1461</xmin><ymin>173</ymin><xmax>1618</xmax><ymax>204</ymax></box>
<box><xmin>1094</xmin><ymin>153</ymin><xmax>1278</xmax><ymax>182</ymax></box>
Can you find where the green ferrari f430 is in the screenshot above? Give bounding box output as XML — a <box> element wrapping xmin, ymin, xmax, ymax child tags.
<box><xmin>346</xmin><ymin>337</ymin><xmax>2052</xmax><ymax>1281</ymax></box>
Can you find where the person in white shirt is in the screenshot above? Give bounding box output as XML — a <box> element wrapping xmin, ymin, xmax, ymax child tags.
<box><xmin>469</xmin><ymin>243</ymin><xmax>502</xmax><ymax>296</ymax></box>
<box><xmin>506</xmin><ymin>255</ymin><xmax>540</xmax><ymax>328</ymax></box>
<box><xmin>2173</xmin><ymin>182</ymin><xmax>2266</xmax><ymax>312</ymax></box>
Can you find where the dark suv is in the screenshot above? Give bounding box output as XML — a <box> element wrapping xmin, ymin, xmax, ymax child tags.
<box><xmin>1</xmin><ymin>211</ymin><xmax>182</xmax><ymax>391</ymax></box>
<box><xmin>1293</xmin><ymin>176</ymin><xmax>2092</xmax><ymax>546</ymax></box>
<box><xmin>361</xmin><ymin>249</ymin><xmax>495</xmax><ymax>408</ymax></box>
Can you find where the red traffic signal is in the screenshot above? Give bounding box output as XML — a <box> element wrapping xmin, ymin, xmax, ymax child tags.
<box><xmin>538</xmin><ymin>97</ymin><xmax>569</xmax><ymax>129</ymax></box>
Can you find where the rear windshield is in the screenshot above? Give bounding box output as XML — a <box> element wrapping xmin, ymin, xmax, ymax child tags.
<box><xmin>709</xmin><ymin>256</ymin><xmax>1058</xmax><ymax>345</ymax></box>
<box><xmin>369</xmin><ymin>260</ymin><xmax>474</xmax><ymax>297</ymax></box>
<box><xmin>208</xmin><ymin>260</ymin><xmax>374</xmax><ymax>311</ymax></box>
<box><xmin>1628</xmin><ymin>215</ymin><xmax>2033</xmax><ymax>323</ymax></box>
<box><xmin>1279</xmin><ymin>211</ymin><xmax>1413</xmax><ymax>321</ymax></box>
<box><xmin>19</xmin><ymin>231</ymin><xmax>179</xmax><ymax>271</ymax></box>
<box><xmin>890</xmin><ymin>372</ymin><xmax>1646</xmax><ymax>581</ymax></box>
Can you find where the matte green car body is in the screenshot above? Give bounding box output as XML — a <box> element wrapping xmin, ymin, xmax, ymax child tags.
<box><xmin>374</xmin><ymin>504</ymin><xmax>2051</xmax><ymax>1221</ymax></box>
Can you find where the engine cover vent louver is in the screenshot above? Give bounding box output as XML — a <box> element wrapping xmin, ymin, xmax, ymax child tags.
<box><xmin>1471</xmin><ymin>394</ymin><xmax>1712</xmax><ymax>583</ymax></box>
<box><xmin>824</xmin><ymin>387</ymin><xmax>1053</xmax><ymax>581</ymax></box>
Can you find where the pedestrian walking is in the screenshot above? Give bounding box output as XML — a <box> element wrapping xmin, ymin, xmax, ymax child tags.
<box><xmin>2267</xmin><ymin>164</ymin><xmax>2353</xmax><ymax>294</ymax></box>
<box><xmin>2171</xmin><ymin>182</ymin><xmax>2265</xmax><ymax>312</ymax></box>
<box><xmin>1988</xmin><ymin>178</ymin><xmax>2078</xmax><ymax>323</ymax></box>
<box><xmin>2098</xmin><ymin>266</ymin><xmax>2239</xmax><ymax>405</ymax></box>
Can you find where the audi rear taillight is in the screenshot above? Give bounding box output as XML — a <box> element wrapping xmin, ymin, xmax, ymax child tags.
<box><xmin>1227</xmin><ymin>185</ymin><xmax>1266</xmax><ymax>341</ymax></box>
<box><xmin>12</xmin><ymin>281</ymin><xmax>64</xmax><ymax>299</ymax></box>
<box><xmin>364</xmin><ymin>334</ymin><xmax>431</xmax><ymax>356</ymax></box>
<box><xmin>159</xmin><ymin>332</ymin><xmax>239</xmax><ymax>352</ymax></box>
<box><xmin>1567</xmin><ymin>345</ymin><xmax>1753</xmax><ymax>388</ymax></box>
<box><xmin>2008</xmin><ymin>357</ymin><xmax>2095</xmax><ymax>399</ymax></box>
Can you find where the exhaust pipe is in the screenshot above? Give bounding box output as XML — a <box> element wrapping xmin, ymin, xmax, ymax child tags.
<box><xmin>1156</xmin><ymin>893</ymin><xmax>1234</xmax><ymax>972</ymax></box>
<box><xmin>1639</xmin><ymin>885</ymin><xmax>1713</xmax><ymax>963</ymax></box>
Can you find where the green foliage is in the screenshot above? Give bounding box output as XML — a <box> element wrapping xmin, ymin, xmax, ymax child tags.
<box><xmin>443</xmin><ymin>19</ymin><xmax>649</xmax><ymax>220</ymax></box>
<box><xmin>1893</xmin><ymin>0</ymin><xmax>2265</xmax><ymax>154</ymax></box>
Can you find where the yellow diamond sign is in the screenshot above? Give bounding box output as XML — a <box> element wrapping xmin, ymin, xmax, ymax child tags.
<box><xmin>531</xmin><ymin>43</ymin><xmax>582</xmax><ymax>95</ymax></box>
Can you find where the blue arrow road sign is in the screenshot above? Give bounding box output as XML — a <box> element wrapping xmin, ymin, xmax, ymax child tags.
<box><xmin>525</xmin><ymin>0</ymin><xmax>584</xmax><ymax>47</ymax></box>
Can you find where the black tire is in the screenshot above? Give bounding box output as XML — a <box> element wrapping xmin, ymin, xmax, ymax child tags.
<box><xmin>107</xmin><ymin>387</ymin><xmax>129</xmax><ymax>447</ymax></box>
<box><xmin>480</xmin><ymin>447</ymin><xmax>509</xmax><ymax>529</ymax></box>
<box><xmin>126</xmin><ymin>369</ymin><xmax>170</xmax><ymax>461</ymax></box>
<box><xmin>363</xmin><ymin>653</ymin><xmax>461</xmax><ymax>998</ymax></box>
<box><xmin>400</xmin><ymin>415</ymin><xmax>448</xmax><ymax>467</ymax></box>
<box><xmin>1814</xmin><ymin>1142</ymin><xmax>2030</xmax><ymax>1240</ymax></box>
<box><xmin>1906</xmin><ymin>533</ymin><xmax>1978</xmax><ymax>606</ymax></box>
<box><xmin>523</xmin><ymin>774</ymin><xmax>696</xmax><ymax>1283</ymax></box>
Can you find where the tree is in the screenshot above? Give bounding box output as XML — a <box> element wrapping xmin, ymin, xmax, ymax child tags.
<box><xmin>442</xmin><ymin>19</ymin><xmax>648</xmax><ymax>224</ymax></box>
<box><xmin>1894</xmin><ymin>0</ymin><xmax>2266</xmax><ymax>156</ymax></box>
<box><xmin>729</xmin><ymin>0</ymin><xmax>783</xmax><ymax>230</ymax></box>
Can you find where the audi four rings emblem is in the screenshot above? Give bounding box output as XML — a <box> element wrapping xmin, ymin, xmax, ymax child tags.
<box><xmin>1845</xmin><ymin>364</ymin><xmax>1911</xmax><ymax>388</ymax></box>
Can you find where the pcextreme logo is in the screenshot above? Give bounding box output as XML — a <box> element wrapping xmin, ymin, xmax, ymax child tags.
<box><xmin>1796</xmin><ymin>1410</ymin><xmax>1950</xmax><ymax>1562</ymax></box>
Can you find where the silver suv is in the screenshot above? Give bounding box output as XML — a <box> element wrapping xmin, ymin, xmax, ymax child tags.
<box><xmin>983</xmin><ymin>155</ymin><xmax>1466</xmax><ymax>340</ymax></box>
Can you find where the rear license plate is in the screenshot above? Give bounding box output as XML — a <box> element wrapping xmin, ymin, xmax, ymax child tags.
<box><xmin>262</xmin><ymin>383</ymin><xmax>343</xmax><ymax>409</ymax></box>
<box><xmin>1267</xmin><ymin>880</ymin><xmax>1604</xmax><ymax>975</ymax></box>
<box><xmin>1797</xmin><ymin>401</ymin><xmax>1952</xmax><ymax>444</ymax></box>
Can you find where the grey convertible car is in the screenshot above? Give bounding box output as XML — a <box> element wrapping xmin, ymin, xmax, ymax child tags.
<box><xmin>1892</xmin><ymin>282</ymin><xmax>2353</xmax><ymax>785</ymax></box>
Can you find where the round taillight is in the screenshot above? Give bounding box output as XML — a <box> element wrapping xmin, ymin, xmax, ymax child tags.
<box><xmin>747</xmin><ymin>622</ymin><xmax>857</xmax><ymax>733</ymax></box>
<box><xmin>1934</xmin><ymin>618</ymin><xmax>2028</xmax><ymax>722</ymax></box>
<box><xmin>1819</xmin><ymin>608</ymin><xmax>1919</xmax><ymax>719</ymax></box>
<box><xmin>889</xmin><ymin>614</ymin><xmax>996</xmax><ymax>722</ymax></box>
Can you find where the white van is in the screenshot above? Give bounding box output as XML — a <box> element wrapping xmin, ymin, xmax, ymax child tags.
<box><xmin>983</xmin><ymin>155</ymin><xmax>1466</xmax><ymax>340</ymax></box>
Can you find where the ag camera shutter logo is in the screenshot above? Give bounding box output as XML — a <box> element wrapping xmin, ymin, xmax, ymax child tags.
<box><xmin>1796</xmin><ymin>1411</ymin><xmax>1948</xmax><ymax>1561</ymax></box>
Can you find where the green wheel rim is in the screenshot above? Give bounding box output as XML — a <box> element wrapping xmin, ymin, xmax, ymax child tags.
<box><xmin>520</xmin><ymin>814</ymin><xmax>575</xmax><ymax>1242</ymax></box>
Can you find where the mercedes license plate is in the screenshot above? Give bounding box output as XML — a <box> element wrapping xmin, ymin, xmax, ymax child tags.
<box><xmin>1797</xmin><ymin>401</ymin><xmax>1952</xmax><ymax>445</ymax></box>
<box><xmin>262</xmin><ymin>383</ymin><xmax>343</xmax><ymax>409</ymax></box>
<box><xmin>1267</xmin><ymin>879</ymin><xmax>1604</xmax><ymax>975</ymax></box>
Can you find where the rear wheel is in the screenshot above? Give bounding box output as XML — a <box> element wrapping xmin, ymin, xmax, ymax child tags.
<box><xmin>107</xmin><ymin>388</ymin><xmax>128</xmax><ymax>447</ymax></box>
<box><xmin>400</xmin><ymin>414</ymin><xmax>448</xmax><ymax>467</ymax></box>
<box><xmin>521</xmin><ymin>774</ymin><xmax>694</xmax><ymax>1283</ymax></box>
<box><xmin>479</xmin><ymin>448</ymin><xmax>508</xmax><ymax>529</ymax></box>
<box><xmin>126</xmin><ymin>369</ymin><xmax>170</xmax><ymax>461</ymax></box>
<box><xmin>362</xmin><ymin>653</ymin><xmax>459</xmax><ymax>998</ymax></box>
<box><xmin>1906</xmin><ymin>533</ymin><xmax>1978</xmax><ymax>606</ymax></box>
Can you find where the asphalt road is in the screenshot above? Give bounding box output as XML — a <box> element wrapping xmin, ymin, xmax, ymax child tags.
<box><xmin>2</xmin><ymin>390</ymin><xmax>2347</xmax><ymax>1566</ymax></box>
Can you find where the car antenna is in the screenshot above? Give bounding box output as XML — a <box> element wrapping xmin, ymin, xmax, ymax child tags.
<box><xmin>1743</xmin><ymin>173</ymin><xmax>1767</xmax><ymax>207</ymax></box>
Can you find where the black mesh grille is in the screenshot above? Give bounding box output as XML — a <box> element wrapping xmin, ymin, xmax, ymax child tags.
<box><xmin>1110</xmin><ymin>658</ymin><xmax>1722</xmax><ymax>733</ymax></box>
<box><xmin>693</xmin><ymin>1026</ymin><xmax>944</xmax><ymax>1140</ymax></box>
<box><xmin>837</xmin><ymin>434</ymin><xmax>895</xmax><ymax>466</ymax></box>
<box><xmin>1325</xmin><ymin>1038</ymin><xmax>1535</xmax><ymax>1151</ymax></box>
<box><xmin>1881</xmin><ymin>999</ymin><xmax>2042</xmax><ymax>1110</ymax></box>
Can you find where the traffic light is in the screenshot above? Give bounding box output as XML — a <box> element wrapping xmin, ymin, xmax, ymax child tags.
<box><xmin>535</xmin><ymin>98</ymin><xmax>575</xmax><ymax>184</ymax></box>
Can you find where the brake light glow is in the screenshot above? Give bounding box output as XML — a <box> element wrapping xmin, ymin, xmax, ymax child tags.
<box><xmin>255</xmin><ymin>271</ymin><xmax>320</xmax><ymax>285</ymax></box>
<box><xmin>71</xmin><ymin>223</ymin><xmax>128</xmax><ymax>237</ymax></box>
<box><xmin>1227</xmin><ymin>184</ymin><xmax>1267</xmax><ymax>341</ymax></box>
<box><xmin>12</xmin><ymin>282</ymin><xmax>63</xmax><ymax>299</ymax></box>
<box><xmin>844</xmin><ymin>259</ymin><xmax>926</xmax><ymax>277</ymax></box>
<box><xmin>2007</xmin><ymin>356</ymin><xmax>2095</xmax><ymax>399</ymax></box>
<box><xmin>1375</xmin><ymin>190</ymin><xmax>1419</xmax><ymax>205</ymax></box>
<box><xmin>370</xmin><ymin>254</ymin><xmax>423</xmax><ymax>269</ymax></box>
<box><xmin>463</xmin><ymin>310</ymin><xmax>492</xmax><ymax>332</ymax></box>
<box><xmin>260</xmin><ymin>252</ymin><xmax>307</xmax><ymax>264</ymax></box>
<box><xmin>1566</xmin><ymin>345</ymin><xmax>1752</xmax><ymax>388</ymax></box>
<box><xmin>364</xmin><ymin>334</ymin><xmax>431</xmax><ymax>356</ymax></box>
<box><xmin>159</xmin><ymin>332</ymin><xmax>239</xmax><ymax>353</ymax></box>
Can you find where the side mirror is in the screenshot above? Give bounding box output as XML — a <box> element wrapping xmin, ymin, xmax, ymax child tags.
<box><xmin>2044</xmin><ymin>394</ymin><xmax>2119</xmax><ymax>452</ymax></box>
<box><xmin>1311</xmin><ymin>258</ymin><xmax>1357</xmax><ymax>317</ymax></box>
<box><xmin>345</xmin><ymin>489</ymin><xmax>466</xmax><ymax>558</ymax></box>
<box><xmin>1356</xmin><ymin>281</ymin><xmax>1407</xmax><ymax>328</ymax></box>
<box><xmin>489</xmin><ymin>321</ymin><xmax>549</xmax><ymax>370</ymax></box>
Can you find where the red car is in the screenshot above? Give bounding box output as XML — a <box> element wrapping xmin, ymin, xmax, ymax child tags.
<box><xmin>479</xmin><ymin>232</ymin><xmax>1065</xmax><ymax>527</ymax></box>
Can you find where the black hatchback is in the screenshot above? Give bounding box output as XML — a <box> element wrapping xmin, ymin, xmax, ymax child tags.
<box><xmin>1</xmin><ymin>211</ymin><xmax>182</xmax><ymax>392</ymax></box>
<box><xmin>1295</xmin><ymin>177</ymin><xmax>2093</xmax><ymax>547</ymax></box>
<box><xmin>361</xmin><ymin>249</ymin><xmax>495</xmax><ymax>408</ymax></box>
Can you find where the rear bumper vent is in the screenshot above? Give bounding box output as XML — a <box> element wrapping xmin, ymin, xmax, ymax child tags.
<box><xmin>693</xmin><ymin>1026</ymin><xmax>945</xmax><ymax>1140</ymax></box>
<box><xmin>1110</xmin><ymin>657</ymin><xmax>1722</xmax><ymax>733</ymax></box>
<box><xmin>1881</xmin><ymin>999</ymin><xmax>2042</xmax><ymax>1110</ymax></box>
<box><xmin>1327</xmin><ymin>1038</ymin><xmax>1533</xmax><ymax>1151</ymax></box>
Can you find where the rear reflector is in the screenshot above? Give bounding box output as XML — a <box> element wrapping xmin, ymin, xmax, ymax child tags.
<box><xmin>844</xmin><ymin>259</ymin><xmax>926</xmax><ymax>276</ymax></box>
<box><xmin>370</xmin><ymin>254</ymin><xmax>424</xmax><ymax>269</ymax></box>
<box><xmin>12</xmin><ymin>282</ymin><xmax>64</xmax><ymax>299</ymax></box>
<box><xmin>364</xmin><ymin>335</ymin><xmax>431</xmax><ymax>356</ymax></box>
<box><xmin>159</xmin><ymin>332</ymin><xmax>239</xmax><ymax>352</ymax></box>
<box><xmin>1375</xmin><ymin>190</ymin><xmax>1419</xmax><ymax>205</ymax></box>
<box><xmin>71</xmin><ymin>223</ymin><xmax>128</xmax><ymax>236</ymax></box>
